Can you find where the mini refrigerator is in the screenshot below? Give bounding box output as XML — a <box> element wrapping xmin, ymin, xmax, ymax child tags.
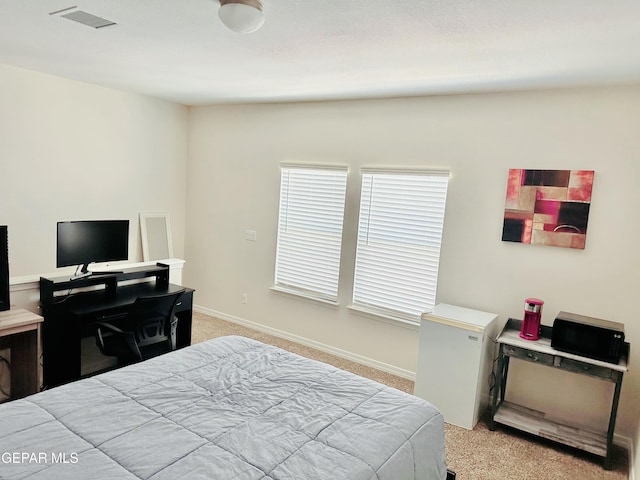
<box><xmin>414</xmin><ymin>303</ymin><xmax>500</xmax><ymax>430</ymax></box>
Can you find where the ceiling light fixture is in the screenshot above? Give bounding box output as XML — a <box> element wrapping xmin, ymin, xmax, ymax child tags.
<box><xmin>218</xmin><ymin>0</ymin><xmax>264</xmax><ymax>34</ymax></box>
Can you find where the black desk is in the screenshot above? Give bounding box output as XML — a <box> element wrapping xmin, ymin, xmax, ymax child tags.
<box><xmin>40</xmin><ymin>264</ymin><xmax>194</xmax><ymax>388</ymax></box>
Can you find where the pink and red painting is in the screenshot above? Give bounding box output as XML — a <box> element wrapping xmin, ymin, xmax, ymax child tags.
<box><xmin>502</xmin><ymin>169</ymin><xmax>594</xmax><ymax>249</ymax></box>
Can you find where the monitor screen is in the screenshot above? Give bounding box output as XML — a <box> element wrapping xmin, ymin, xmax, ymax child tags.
<box><xmin>57</xmin><ymin>220</ymin><xmax>129</xmax><ymax>272</ymax></box>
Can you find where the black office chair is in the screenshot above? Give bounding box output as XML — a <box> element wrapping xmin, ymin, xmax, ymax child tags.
<box><xmin>95</xmin><ymin>289</ymin><xmax>186</xmax><ymax>365</ymax></box>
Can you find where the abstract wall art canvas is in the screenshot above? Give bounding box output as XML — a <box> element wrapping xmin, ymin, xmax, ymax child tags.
<box><xmin>502</xmin><ymin>169</ymin><xmax>594</xmax><ymax>249</ymax></box>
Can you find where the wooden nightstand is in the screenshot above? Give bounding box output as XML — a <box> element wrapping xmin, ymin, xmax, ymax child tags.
<box><xmin>0</xmin><ymin>308</ymin><xmax>43</xmax><ymax>400</ymax></box>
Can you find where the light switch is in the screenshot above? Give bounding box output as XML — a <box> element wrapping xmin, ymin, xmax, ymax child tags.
<box><xmin>244</xmin><ymin>229</ymin><xmax>257</xmax><ymax>242</ymax></box>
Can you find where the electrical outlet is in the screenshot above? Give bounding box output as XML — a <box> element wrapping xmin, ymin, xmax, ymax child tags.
<box><xmin>242</xmin><ymin>293</ymin><xmax>248</xmax><ymax>304</ymax></box>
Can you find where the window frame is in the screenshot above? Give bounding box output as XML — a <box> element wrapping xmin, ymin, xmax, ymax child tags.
<box><xmin>272</xmin><ymin>163</ymin><xmax>348</xmax><ymax>304</ymax></box>
<box><xmin>350</xmin><ymin>167</ymin><xmax>450</xmax><ymax>323</ymax></box>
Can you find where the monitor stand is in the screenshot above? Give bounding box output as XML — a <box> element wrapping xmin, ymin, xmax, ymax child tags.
<box><xmin>70</xmin><ymin>263</ymin><xmax>92</xmax><ymax>281</ymax></box>
<box><xmin>70</xmin><ymin>272</ymin><xmax>92</xmax><ymax>281</ymax></box>
<box><xmin>70</xmin><ymin>263</ymin><xmax>125</xmax><ymax>280</ymax></box>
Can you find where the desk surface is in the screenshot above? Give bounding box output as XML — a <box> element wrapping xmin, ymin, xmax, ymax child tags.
<box><xmin>52</xmin><ymin>283</ymin><xmax>190</xmax><ymax>318</ymax></box>
<box><xmin>0</xmin><ymin>308</ymin><xmax>43</xmax><ymax>335</ymax></box>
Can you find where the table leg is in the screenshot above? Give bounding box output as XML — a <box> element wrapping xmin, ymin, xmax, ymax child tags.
<box><xmin>501</xmin><ymin>355</ymin><xmax>510</xmax><ymax>403</ymax></box>
<box><xmin>490</xmin><ymin>344</ymin><xmax>506</xmax><ymax>431</ymax></box>
<box><xmin>604</xmin><ymin>371</ymin><xmax>623</xmax><ymax>470</ymax></box>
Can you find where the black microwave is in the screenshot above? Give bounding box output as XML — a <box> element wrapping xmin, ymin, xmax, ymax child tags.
<box><xmin>551</xmin><ymin>311</ymin><xmax>625</xmax><ymax>364</ymax></box>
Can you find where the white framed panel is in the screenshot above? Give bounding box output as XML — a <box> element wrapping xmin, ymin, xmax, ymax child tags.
<box><xmin>140</xmin><ymin>213</ymin><xmax>173</xmax><ymax>261</ymax></box>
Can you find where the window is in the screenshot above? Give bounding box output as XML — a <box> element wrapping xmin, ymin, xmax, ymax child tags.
<box><xmin>352</xmin><ymin>169</ymin><xmax>449</xmax><ymax>321</ymax></box>
<box><xmin>274</xmin><ymin>165</ymin><xmax>348</xmax><ymax>303</ymax></box>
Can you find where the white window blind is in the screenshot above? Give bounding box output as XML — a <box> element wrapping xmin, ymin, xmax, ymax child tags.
<box><xmin>352</xmin><ymin>169</ymin><xmax>449</xmax><ymax>320</ymax></box>
<box><xmin>274</xmin><ymin>165</ymin><xmax>347</xmax><ymax>303</ymax></box>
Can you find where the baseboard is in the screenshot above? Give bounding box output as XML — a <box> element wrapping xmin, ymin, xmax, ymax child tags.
<box><xmin>625</xmin><ymin>433</ymin><xmax>635</xmax><ymax>480</ymax></box>
<box><xmin>194</xmin><ymin>305</ymin><xmax>416</xmax><ymax>380</ymax></box>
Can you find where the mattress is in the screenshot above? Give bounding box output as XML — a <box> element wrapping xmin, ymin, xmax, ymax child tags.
<box><xmin>0</xmin><ymin>335</ymin><xmax>447</xmax><ymax>479</ymax></box>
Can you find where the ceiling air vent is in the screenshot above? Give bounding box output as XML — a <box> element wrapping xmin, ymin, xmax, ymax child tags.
<box><xmin>50</xmin><ymin>6</ymin><xmax>116</xmax><ymax>29</ymax></box>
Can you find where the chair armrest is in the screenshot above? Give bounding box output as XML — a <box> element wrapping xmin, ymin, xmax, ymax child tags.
<box><xmin>95</xmin><ymin>321</ymin><xmax>126</xmax><ymax>334</ymax></box>
<box><xmin>95</xmin><ymin>322</ymin><xmax>142</xmax><ymax>362</ymax></box>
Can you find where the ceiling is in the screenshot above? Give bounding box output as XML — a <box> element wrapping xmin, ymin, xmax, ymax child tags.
<box><xmin>2</xmin><ymin>0</ymin><xmax>640</xmax><ymax>106</ymax></box>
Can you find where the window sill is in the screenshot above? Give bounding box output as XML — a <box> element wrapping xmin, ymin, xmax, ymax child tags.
<box><xmin>347</xmin><ymin>305</ymin><xmax>420</xmax><ymax>330</ymax></box>
<box><xmin>270</xmin><ymin>286</ymin><xmax>339</xmax><ymax>308</ymax></box>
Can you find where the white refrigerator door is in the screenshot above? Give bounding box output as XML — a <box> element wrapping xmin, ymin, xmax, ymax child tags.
<box><xmin>415</xmin><ymin>318</ymin><xmax>484</xmax><ymax>429</ymax></box>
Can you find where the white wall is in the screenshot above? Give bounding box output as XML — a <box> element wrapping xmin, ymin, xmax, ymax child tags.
<box><xmin>2</xmin><ymin>62</ymin><xmax>638</xmax><ymax>468</ymax></box>
<box><xmin>0</xmin><ymin>64</ymin><xmax>189</xmax><ymax>278</ymax></box>
<box><xmin>185</xmin><ymin>86</ymin><xmax>640</xmax><ymax>447</ymax></box>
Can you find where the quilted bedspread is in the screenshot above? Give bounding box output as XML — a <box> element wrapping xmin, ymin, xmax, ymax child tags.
<box><xmin>0</xmin><ymin>335</ymin><xmax>446</xmax><ymax>479</ymax></box>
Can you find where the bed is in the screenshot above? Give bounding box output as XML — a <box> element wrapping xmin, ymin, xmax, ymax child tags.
<box><xmin>0</xmin><ymin>335</ymin><xmax>447</xmax><ymax>479</ymax></box>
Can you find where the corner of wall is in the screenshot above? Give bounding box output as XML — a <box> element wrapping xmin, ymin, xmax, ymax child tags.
<box><xmin>630</xmin><ymin>434</ymin><xmax>637</xmax><ymax>480</ymax></box>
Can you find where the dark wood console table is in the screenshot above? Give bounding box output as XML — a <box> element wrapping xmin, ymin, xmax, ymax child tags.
<box><xmin>490</xmin><ymin>318</ymin><xmax>629</xmax><ymax>469</ymax></box>
<box><xmin>40</xmin><ymin>263</ymin><xmax>194</xmax><ymax>388</ymax></box>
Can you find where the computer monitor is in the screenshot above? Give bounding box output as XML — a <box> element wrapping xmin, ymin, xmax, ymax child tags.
<box><xmin>57</xmin><ymin>220</ymin><xmax>129</xmax><ymax>274</ymax></box>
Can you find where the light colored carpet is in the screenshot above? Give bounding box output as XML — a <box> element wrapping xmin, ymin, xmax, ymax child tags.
<box><xmin>192</xmin><ymin>312</ymin><xmax>629</xmax><ymax>480</ymax></box>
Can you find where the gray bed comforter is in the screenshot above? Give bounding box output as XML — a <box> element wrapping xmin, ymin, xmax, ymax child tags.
<box><xmin>0</xmin><ymin>335</ymin><xmax>446</xmax><ymax>479</ymax></box>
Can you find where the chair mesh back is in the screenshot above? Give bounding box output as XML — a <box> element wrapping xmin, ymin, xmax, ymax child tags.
<box><xmin>130</xmin><ymin>291</ymin><xmax>183</xmax><ymax>348</ymax></box>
